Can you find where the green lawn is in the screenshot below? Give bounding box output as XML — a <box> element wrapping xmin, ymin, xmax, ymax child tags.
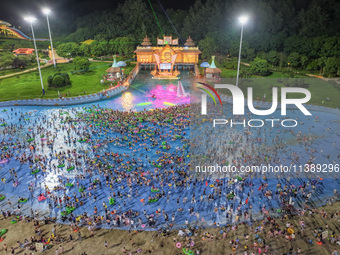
<box><xmin>0</xmin><ymin>61</ymin><xmax>117</xmax><ymax>101</ymax></box>
<box><xmin>0</xmin><ymin>68</ymin><xmax>27</xmax><ymax>77</ymax></box>
<box><xmin>220</xmin><ymin>68</ymin><xmax>238</xmax><ymax>78</ymax></box>
<box><xmin>122</xmin><ymin>65</ymin><xmax>135</xmax><ymax>75</ymax></box>
<box><xmin>0</xmin><ymin>63</ymin><xmax>42</xmax><ymax>77</ymax></box>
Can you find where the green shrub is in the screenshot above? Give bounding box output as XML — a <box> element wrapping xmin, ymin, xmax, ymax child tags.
<box><xmin>52</xmin><ymin>75</ymin><xmax>65</xmax><ymax>87</ymax></box>
<box><xmin>47</xmin><ymin>75</ymin><xmax>53</xmax><ymax>85</ymax></box>
<box><xmin>47</xmin><ymin>72</ymin><xmax>71</xmax><ymax>87</ymax></box>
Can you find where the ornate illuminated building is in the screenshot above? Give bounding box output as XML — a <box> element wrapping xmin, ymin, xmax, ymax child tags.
<box><xmin>134</xmin><ymin>35</ymin><xmax>201</xmax><ymax>79</ymax></box>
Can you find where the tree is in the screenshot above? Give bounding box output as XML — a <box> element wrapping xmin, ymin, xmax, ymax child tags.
<box><xmin>300</xmin><ymin>55</ymin><xmax>309</xmax><ymax>69</ymax></box>
<box><xmin>306</xmin><ymin>59</ymin><xmax>318</xmax><ymax>71</ymax></box>
<box><xmin>73</xmin><ymin>57</ymin><xmax>91</xmax><ymax>72</ymax></box>
<box><xmin>267</xmin><ymin>51</ymin><xmax>278</xmax><ymax>66</ymax></box>
<box><xmin>79</xmin><ymin>43</ymin><xmax>92</xmax><ymax>57</ymax></box>
<box><xmin>224</xmin><ymin>58</ymin><xmax>238</xmax><ymax>69</ymax></box>
<box><xmin>119</xmin><ymin>37</ymin><xmax>136</xmax><ymax>57</ymax></box>
<box><xmin>181</xmin><ymin>0</ymin><xmax>223</xmax><ymax>42</ymax></box>
<box><xmin>321</xmin><ymin>37</ymin><xmax>339</xmax><ymax>58</ymax></box>
<box><xmin>48</xmin><ymin>73</ymin><xmax>71</xmax><ymax>87</ymax></box>
<box><xmin>198</xmin><ymin>36</ymin><xmax>217</xmax><ymax>59</ymax></box>
<box><xmin>287</xmin><ymin>52</ymin><xmax>300</xmax><ymax>68</ymax></box>
<box><xmin>250</xmin><ymin>57</ymin><xmax>271</xmax><ymax>76</ymax></box>
<box><xmin>56</xmin><ymin>43</ymin><xmax>80</xmax><ymax>58</ymax></box>
<box><xmin>12</xmin><ymin>56</ymin><xmax>30</xmax><ymax>69</ymax></box>
<box><xmin>324</xmin><ymin>57</ymin><xmax>339</xmax><ymax>76</ymax></box>
<box><xmin>52</xmin><ymin>75</ymin><xmax>65</xmax><ymax>87</ymax></box>
<box><xmin>298</xmin><ymin>3</ymin><xmax>329</xmax><ymax>37</ymax></box>
<box><xmin>90</xmin><ymin>41</ymin><xmax>108</xmax><ymax>57</ymax></box>
<box><xmin>256</xmin><ymin>51</ymin><xmax>267</xmax><ymax>59</ymax></box>
<box><xmin>277</xmin><ymin>52</ymin><xmax>287</xmax><ymax>68</ymax></box>
<box><xmin>317</xmin><ymin>57</ymin><xmax>327</xmax><ymax>75</ymax></box>
<box><xmin>241</xmin><ymin>42</ymin><xmax>255</xmax><ymax>60</ymax></box>
<box><xmin>60</xmin><ymin>73</ymin><xmax>71</xmax><ymax>85</ymax></box>
<box><xmin>0</xmin><ymin>51</ymin><xmax>15</xmax><ymax>69</ymax></box>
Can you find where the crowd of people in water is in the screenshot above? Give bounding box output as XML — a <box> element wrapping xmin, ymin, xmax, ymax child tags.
<box><xmin>0</xmin><ymin>102</ymin><xmax>339</xmax><ymax>254</ymax></box>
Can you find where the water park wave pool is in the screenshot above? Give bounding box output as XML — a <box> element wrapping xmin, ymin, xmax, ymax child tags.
<box><xmin>0</xmin><ymin>70</ymin><xmax>339</xmax><ymax>230</ymax></box>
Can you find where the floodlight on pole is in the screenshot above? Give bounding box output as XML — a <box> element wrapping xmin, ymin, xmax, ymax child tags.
<box><xmin>42</xmin><ymin>8</ymin><xmax>51</xmax><ymax>15</ymax></box>
<box><xmin>42</xmin><ymin>8</ymin><xmax>56</xmax><ymax>68</ymax></box>
<box><xmin>236</xmin><ymin>15</ymin><xmax>249</xmax><ymax>87</ymax></box>
<box><xmin>25</xmin><ymin>16</ymin><xmax>45</xmax><ymax>95</ymax></box>
<box><xmin>239</xmin><ymin>15</ymin><xmax>248</xmax><ymax>25</ymax></box>
<box><xmin>24</xmin><ymin>16</ymin><xmax>36</xmax><ymax>23</ymax></box>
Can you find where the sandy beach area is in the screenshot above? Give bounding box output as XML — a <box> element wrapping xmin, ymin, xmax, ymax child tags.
<box><xmin>0</xmin><ymin>202</ymin><xmax>339</xmax><ymax>255</ymax></box>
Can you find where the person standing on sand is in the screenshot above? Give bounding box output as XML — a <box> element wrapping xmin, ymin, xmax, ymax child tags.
<box><xmin>3</xmin><ymin>244</ymin><xmax>8</xmax><ymax>253</ymax></box>
<box><xmin>104</xmin><ymin>241</ymin><xmax>108</xmax><ymax>248</ymax></box>
<box><xmin>58</xmin><ymin>245</ymin><xmax>64</xmax><ymax>254</ymax></box>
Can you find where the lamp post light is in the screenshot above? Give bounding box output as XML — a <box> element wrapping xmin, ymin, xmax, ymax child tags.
<box><xmin>236</xmin><ymin>15</ymin><xmax>248</xmax><ymax>87</ymax></box>
<box><xmin>24</xmin><ymin>16</ymin><xmax>45</xmax><ymax>95</ymax></box>
<box><xmin>42</xmin><ymin>8</ymin><xmax>56</xmax><ymax>68</ymax></box>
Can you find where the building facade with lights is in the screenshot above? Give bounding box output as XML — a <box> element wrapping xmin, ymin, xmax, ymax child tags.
<box><xmin>134</xmin><ymin>35</ymin><xmax>201</xmax><ymax>78</ymax></box>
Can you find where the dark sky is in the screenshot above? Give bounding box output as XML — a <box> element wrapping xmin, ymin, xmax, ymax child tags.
<box><xmin>0</xmin><ymin>0</ymin><xmax>196</xmax><ymax>25</ymax></box>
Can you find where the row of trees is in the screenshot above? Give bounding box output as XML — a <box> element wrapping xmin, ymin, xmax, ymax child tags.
<box><xmin>0</xmin><ymin>51</ymin><xmax>34</xmax><ymax>70</ymax></box>
<box><xmin>253</xmin><ymin>51</ymin><xmax>340</xmax><ymax>75</ymax></box>
<box><xmin>56</xmin><ymin>37</ymin><xmax>136</xmax><ymax>58</ymax></box>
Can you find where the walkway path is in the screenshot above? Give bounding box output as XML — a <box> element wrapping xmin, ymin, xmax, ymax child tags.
<box><xmin>0</xmin><ymin>62</ymin><xmax>53</xmax><ymax>80</ymax></box>
<box><xmin>48</xmin><ymin>49</ymin><xmax>69</xmax><ymax>63</ymax></box>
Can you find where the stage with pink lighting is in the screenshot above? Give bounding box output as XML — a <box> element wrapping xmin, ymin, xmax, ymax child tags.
<box><xmin>103</xmin><ymin>70</ymin><xmax>193</xmax><ymax>111</ymax></box>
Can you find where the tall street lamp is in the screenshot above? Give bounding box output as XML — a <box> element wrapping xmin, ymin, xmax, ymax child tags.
<box><xmin>24</xmin><ymin>16</ymin><xmax>45</xmax><ymax>95</ymax></box>
<box><xmin>236</xmin><ymin>15</ymin><xmax>248</xmax><ymax>87</ymax></box>
<box><xmin>42</xmin><ymin>8</ymin><xmax>56</xmax><ymax>68</ymax></box>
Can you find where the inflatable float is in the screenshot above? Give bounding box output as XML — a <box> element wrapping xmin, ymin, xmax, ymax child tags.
<box><xmin>0</xmin><ymin>159</ymin><xmax>8</xmax><ymax>164</ymax></box>
<box><xmin>31</xmin><ymin>169</ymin><xmax>40</xmax><ymax>175</ymax></box>
<box><xmin>18</xmin><ymin>198</ymin><xmax>28</xmax><ymax>203</ymax></box>
<box><xmin>109</xmin><ymin>197</ymin><xmax>115</xmax><ymax>205</ymax></box>
<box><xmin>67</xmin><ymin>166</ymin><xmax>75</xmax><ymax>172</ymax></box>
<box><xmin>183</xmin><ymin>248</ymin><xmax>194</xmax><ymax>255</ymax></box>
<box><xmin>0</xmin><ymin>229</ymin><xmax>7</xmax><ymax>236</ymax></box>
<box><xmin>38</xmin><ymin>194</ymin><xmax>46</xmax><ymax>201</ymax></box>
<box><xmin>148</xmin><ymin>198</ymin><xmax>158</xmax><ymax>203</ymax></box>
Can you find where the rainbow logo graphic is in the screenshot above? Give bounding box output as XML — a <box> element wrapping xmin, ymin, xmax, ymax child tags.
<box><xmin>196</xmin><ymin>82</ymin><xmax>223</xmax><ymax>107</ymax></box>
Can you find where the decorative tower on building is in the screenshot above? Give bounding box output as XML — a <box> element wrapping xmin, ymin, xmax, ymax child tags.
<box><xmin>205</xmin><ymin>56</ymin><xmax>221</xmax><ymax>79</ymax></box>
<box><xmin>141</xmin><ymin>36</ymin><xmax>152</xmax><ymax>46</ymax></box>
<box><xmin>184</xmin><ymin>36</ymin><xmax>195</xmax><ymax>47</ymax></box>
